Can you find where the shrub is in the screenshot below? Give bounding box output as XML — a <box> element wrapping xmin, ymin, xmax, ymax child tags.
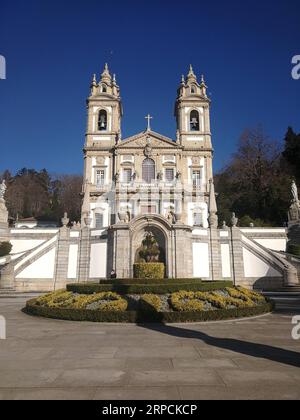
<box><xmin>0</xmin><ymin>241</ymin><xmax>12</xmax><ymax>257</ymax></box>
<box><xmin>287</xmin><ymin>243</ymin><xmax>300</xmax><ymax>257</ymax></box>
<box><xmin>67</xmin><ymin>281</ymin><xmax>233</xmax><ymax>295</ymax></box>
<box><xmin>133</xmin><ymin>262</ymin><xmax>165</xmax><ymax>279</ymax></box>
<box><xmin>24</xmin><ymin>298</ymin><xmax>273</xmax><ymax>323</ymax></box>
<box><xmin>35</xmin><ymin>290</ymin><xmax>128</xmax><ymax>311</ymax></box>
<box><xmin>35</xmin><ymin>290</ymin><xmax>73</xmax><ymax>308</ymax></box>
<box><xmin>170</xmin><ymin>288</ymin><xmax>265</xmax><ymax>312</ymax></box>
<box><xmin>140</xmin><ymin>294</ymin><xmax>161</xmax><ymax>312</ymax></box>
<box><xmin>170</xmin><ymin>291</ymin><xmax>205</xmax><ymax>312</ymax></box>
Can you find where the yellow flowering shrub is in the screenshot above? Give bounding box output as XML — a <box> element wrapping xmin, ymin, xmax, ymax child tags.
<box><xmin>35</xmin><ymin>290</ymin><xmax>128</xmax><ymax>311</ymax></box>
<box><xmin>140</xmin><ymin>294</ymin><xmax>161</xmax><ymax>312</ymax></box>
<box><xmin>170</xmin><ymin>288</ymin><xmax>260</xmax><ymax>312</ymax></box>
<box><xmin>170</xmin><ymin>291</ymin><xmax>205</xmax><ymax>312</ymax></box>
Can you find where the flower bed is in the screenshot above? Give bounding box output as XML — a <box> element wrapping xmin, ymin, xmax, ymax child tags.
<box><xmin>24</xmin><ymin>285</ymin><xmax>273</xmax><ymax>323</ymax></box>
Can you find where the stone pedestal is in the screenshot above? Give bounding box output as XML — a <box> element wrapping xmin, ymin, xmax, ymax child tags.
<box><xmin>0</xmin><ymin>257</ymin><xmax>14</xmax><ymax>289</ymax></box>
<box><xmin>229</xmin><ymin>227</ymin><xmax>245</xmax><ymax>286</ymax></box>
<box><xmin>209</xmin><ymin>228</ymin><xmax>222</xmax><ymax>281</ymax></box>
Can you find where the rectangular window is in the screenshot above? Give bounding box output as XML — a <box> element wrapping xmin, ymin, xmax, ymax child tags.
<box><xmin>122</xmin><ymin>169</ymin><xmax>132</xmax><ymax>183</ymax></box>
<box><xmin>141</xmin><ymin>205</ymin><xmax>156</xmax><ymax>214</ymax></box>
<box><xmin>193</xmin><ymin>212</ymin><xmax>202</xmax><ymax>226</ymax></box>
<box><xmin>165</xmin><ymin>168</ymin><xmax>175</xmax><ymax>182</ymax></box>
<box><xmin>96</xmin><ymin>170</ymin><xmax>105</xmax><ymax>187</ymax></box>
<box><xmin>95</xmin><ymin>213</ymin><xmax>104</xmax><ymax>229</ymax></box>
<box><xmin>192</xmin><ymin>170</ymin><xmax>201</xmax><ymax>187</ymax></box>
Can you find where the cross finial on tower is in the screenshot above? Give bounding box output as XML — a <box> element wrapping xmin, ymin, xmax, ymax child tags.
<box><xmin>145</xmin><ymin>114</ymin><xmax>153</xmax><ymax>131</ymax></box>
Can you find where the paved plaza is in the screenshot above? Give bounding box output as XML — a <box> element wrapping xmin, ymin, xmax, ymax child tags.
<box><xmin>0</xmin><ymin>294</ymin><xmax>300</xmax><ymax>400</ymax></box>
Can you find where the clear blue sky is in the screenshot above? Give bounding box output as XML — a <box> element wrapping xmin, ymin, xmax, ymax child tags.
<box><xmin>0</xmin><ymin>0</ymin><xmax>299</xmax><ymax>175</ymax></box>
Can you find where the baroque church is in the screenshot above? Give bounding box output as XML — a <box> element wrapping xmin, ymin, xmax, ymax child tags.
<box><xmin>80</xmin><ymin>64</ymin><xmax>216</xmax><ymax>278</ymax></box>
<box><xmin>0</xmin><ymin>64</ymin><xmax>298</xmax><ymax>291</ymax></box>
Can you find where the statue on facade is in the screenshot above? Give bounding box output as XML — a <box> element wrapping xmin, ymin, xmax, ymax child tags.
<box><xmin>0</xmin><ymin>180</ymin><xmax>7</xmax><ymax>200</ymax></box>
<box><xmin>291</xmin><ymin>180</ymin><xmax>299</xmax><ymax>204</ymax></box>
<box><xmin>231</xmin><ymin>212</ymin><xmax>238</xmax><ymax>227</ymax></box>
<box><xmin>288</xmin><ymin>180</ymin><xmax>300</xmax><ymax>224</ymax></box>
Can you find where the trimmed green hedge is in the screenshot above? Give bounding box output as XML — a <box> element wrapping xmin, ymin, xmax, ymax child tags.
<box><xmin>24</xmin><ymin>297</ymin><xmax>273</xmax><ymax>323</ymax></box>
<box><xmin>287</xmin><ymin>243</ymin><xmax>300</xmax><ymax>257</ymax></box>
<box><xmin>133</xmin><ymin>263</ymin><xmax>165</xmax><ymax>279</ymax></box>
<box><xmin>67</xmin><ymin>281</ymin><xmax>233</xmax><ymax>295</ymax></box>
<box><xmin>0</xmin><ymin>241</ymin><xmax>12</xmax><ymax>257</ymax></box>
<box><xmin>100</xmin><ymin>278</ymin><xmax>203</xmax><ymax>285</ymax></box>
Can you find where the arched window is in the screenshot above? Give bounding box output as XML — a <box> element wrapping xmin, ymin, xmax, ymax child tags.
<box><xmin>191</xmin><ymin>85</ymin><xmax>196</xmax><ymax>94</ymax></box>
<box><xmin>98</xmin><ymin>110</ymin><xmax>107</xmax><ymax>131</ymax></box>
<box><xmin>142</xmin><ymin>158</ymin><xmax>155</xmax><ymax>184</ymax></box>
<box><xmin>190</xmin><ymin>110</ymin><xmax>200</xmax><ymax>131</ymax></box>
<box><xmin>101</xmin><ymin>84</ymin><xmax>107</xmax><ymax>93</ymax></box>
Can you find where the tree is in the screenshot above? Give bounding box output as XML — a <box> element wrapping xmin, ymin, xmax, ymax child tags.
<box><xmin>281</xmin><ymin>127</ymin><xmax>300</xmax><ymax>184</ymax></box>
<box><xmin>215</xmin><ymin>126</ymin><xmax>292</xmax><ymax>226</ymax></box>
<box><xmin>0</xmin><ymin>168</ymin><xmax>82</xmax><ymax>223</ymax></box>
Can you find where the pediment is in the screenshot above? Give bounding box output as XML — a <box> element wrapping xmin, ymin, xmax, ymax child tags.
<box><xmin>117</xmin><ymin>130</ymin><xmax>180</xmax><ymax>149</ymax></box>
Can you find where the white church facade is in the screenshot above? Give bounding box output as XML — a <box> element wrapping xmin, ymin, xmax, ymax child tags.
<box><xmin>0</xmin><ymin>65</ymin><xmax>299</xmax><ymax>291</ymax></box>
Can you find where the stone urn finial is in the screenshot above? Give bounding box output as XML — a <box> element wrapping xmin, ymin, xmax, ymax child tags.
<box><xmin>231</xmin><ymin>212</ymin><xmax>238</xmax><ymax>227</ymax></box>
<box><xmin>61</xmin><ymin>212</ymin><xmax>69</xmax><ymax>227</ymax></box>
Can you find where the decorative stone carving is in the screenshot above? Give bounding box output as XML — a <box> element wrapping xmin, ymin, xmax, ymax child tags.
<box><xmin>191</xmin><ymin>156</ymin><xmax>200</xmax><ymax>166</ymax></box>
<box><xmin>118</xmin><ymin>210</ymin><xmax>131</xmax><ymax>223</ymax></box>
<box><xmin>167</xmin><ymin>210</ymin><xmax>175</xmax><ymax>224</ymax></box>
<box><xmin>96</xmin><ymin>156</ymin><xmax>106</xmax><ymax>165</ymax></box>
<box><xmin>176</xmin><ymin>171</ymin><xmax>182</xmax><ymax>181</ymax></box>
<box><xmin>157</xmin><ymin>171</ymin><xmax>163</xmax><ymax>181</ymax></box>
<box><xmin>144</xmin><ymin>136</ymin><xmax>153</xmax><ymax>158</ymax></box>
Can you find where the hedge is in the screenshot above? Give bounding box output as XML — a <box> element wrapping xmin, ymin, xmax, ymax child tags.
<box><xmin>100</xmin><ymin>278</ymin><xmax>203</xmax><ymax>285</ymax></box>
<box><xmin>0</xmin><ymin>241</ymin><xmax>12</xmax><ymax>257</ymax></box>
<box><xmin>287</xmin><ymin>243</ymin><xmax>300</xmax><ymax>257</ymax></box>
<box><xmin>24</xmin><ymin>298</ymin><xmax>273</xmax><ymax>323</ymax></box>
<box><xmin>67</xmin><ymin>281</ymin><xmax>234</xmax><ymax>295</ymax></box>
<box><xmin>133</xmin><ymin>263</ymin><xmax>165</xmax><ymax>279</ymax></box>
<box><xmin>139</xmin><ymin>294</ymin><xmax>161</xmax><ymax>312</ymax></box>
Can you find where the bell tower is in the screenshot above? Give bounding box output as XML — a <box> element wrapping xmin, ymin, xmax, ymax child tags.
<box><xmin>175</xmin><ymin>65</ymin><xmax>212</xmax><ymax>150</ymax></box>
<box><xmin>85</xmin><ymin>63</ymin><xmax>123</xmax><ymax>148</ymax></box>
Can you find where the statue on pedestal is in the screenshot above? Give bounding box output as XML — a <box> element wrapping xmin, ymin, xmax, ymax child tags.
<box><xmin>0</xmin><ymin>180</ymin><xmax>9</xmax><ymax>228</ymax></box>
<box><xmin>0</xmin><ymin>180</ymin><xmax>7</xmax><ymax>200</ymax></box>
<box><xmin>288</xmin><ymin>181</ymin><xmax>300</xmax><ymax>225</ymax></box>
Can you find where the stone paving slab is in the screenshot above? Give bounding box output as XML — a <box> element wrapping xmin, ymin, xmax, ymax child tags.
<box><xmin>0</xmin><ymin>297</ymin><xmax>300</xmax><ymax>400</ymax></box>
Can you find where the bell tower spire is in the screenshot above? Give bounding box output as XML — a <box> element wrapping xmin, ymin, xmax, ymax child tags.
<box><xmin>174</xmin><ymin>64</ymin><xmax>212</xmax><ymax>149</ymax></box>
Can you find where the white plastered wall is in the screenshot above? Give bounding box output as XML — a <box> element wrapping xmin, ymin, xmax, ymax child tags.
<box><xmin>89</xmin><ymin>242</ymin><xmax>107</xmax><ymax>278</ymax></box>
<box><xmin>192</xmin><ymin>242</ymin><xmax>209</xmax><ymax>278</ymax></box>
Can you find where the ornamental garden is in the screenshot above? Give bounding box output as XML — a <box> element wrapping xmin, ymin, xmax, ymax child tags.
<box><xmin>24</xmin><ymin>233</ymin><xmax>272</xmax><ymax>323</ymax></box>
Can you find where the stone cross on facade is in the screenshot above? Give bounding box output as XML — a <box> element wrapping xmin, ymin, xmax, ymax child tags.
<box><xmin>145</xmin><ymin>114</ymin><xmax>153</xmax><ymax>131</ymax></box>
